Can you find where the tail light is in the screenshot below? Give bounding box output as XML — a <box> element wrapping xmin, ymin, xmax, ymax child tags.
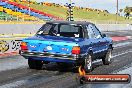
<box><xmin>20</xmin><ymin>42</ymin><xmax>28</xmax><ymax>51</ymax></box>
<box><xmin>72</xmin><ymin>46</ymin><xmax>80</xmax><ymax>54</ymax></box>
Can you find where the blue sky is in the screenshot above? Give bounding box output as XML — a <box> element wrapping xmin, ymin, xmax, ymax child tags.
<box><xmin>36</xmin><ymin>0</ymin><xmax>131</xmax><ymax>13</ymax></box>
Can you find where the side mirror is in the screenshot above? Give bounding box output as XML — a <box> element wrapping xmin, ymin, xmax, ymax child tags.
<box><xmin>102</xmin><ymin>34</ymin><xmax>107</xmax><ymax>38</ymax></box>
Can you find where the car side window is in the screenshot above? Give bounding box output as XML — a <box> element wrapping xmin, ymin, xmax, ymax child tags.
<box><xmin>86</xmin><ymin>24</ymin><xmax>96</xmax><ymax>38</ymax></box>
<box><xmin>92</xmin><ymin>25</ymin><xmax>102</xmax><ymax>39</ymax></box>
<box><xmin>52</xmin><ymin>24</ymin><xmax>58</xmax><ymax>35</ymax></box>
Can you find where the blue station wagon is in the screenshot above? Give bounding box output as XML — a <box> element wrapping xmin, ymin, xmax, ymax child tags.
<box><xmin>19</xmin><ymin>21</ymin><xmax>113</xmax><ymax>72</ymax></box>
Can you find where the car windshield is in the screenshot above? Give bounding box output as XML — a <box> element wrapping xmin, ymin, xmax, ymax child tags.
<box><xmin>36</xmin><ymin>23</ymin><xmax>83</xmax><ymax>38</ymax></box>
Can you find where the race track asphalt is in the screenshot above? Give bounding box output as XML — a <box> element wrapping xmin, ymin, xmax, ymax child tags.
<box><xmin>0</xmin><ymin>31</ymin><xmax>132</xmax><ymax>88</ymax></box>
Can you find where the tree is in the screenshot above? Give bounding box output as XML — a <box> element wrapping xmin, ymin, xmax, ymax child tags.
<box><xmin>124</xmin><ymin>7</ymin><xmax>132</xmax><ymax>13</ymax></box>
<box><xmin>124</xmin><ymin>7</ymin><xmax>132</xmax><ymax>19</ymax></box>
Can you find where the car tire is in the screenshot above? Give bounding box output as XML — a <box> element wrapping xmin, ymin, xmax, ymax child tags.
<box><xmin>28</xmin><ymin>59</ymin><xmax>36</xmax><ymax>69</ymax></box>
<box><xmin>83</xmin><ymin>54</ymin><xmax>93</xmax><ymax>73</ymax></box>
<box><xmin>28</xmin><ymin>59</ymin><xmax>43</xmax><ymax>70</ymax></box>
<box><xmin>35</xmin><ymin>60</ymin><xmax>43</xmax><ymax>70</ymax></box>
<box><xmin>102</xmin><ymin>48</ymin><xmax>112</xmax><ymax>65</ymax></box>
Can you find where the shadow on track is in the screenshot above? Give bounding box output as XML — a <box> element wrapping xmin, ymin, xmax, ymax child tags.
<box><xmin>40</xmin><ymin>62</ymin><xmax>79</xmax><ymax>73</ymax></box>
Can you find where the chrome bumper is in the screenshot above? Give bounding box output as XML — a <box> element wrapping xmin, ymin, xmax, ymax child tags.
<box><xmin>19</xmin><ymin>51</ymin><xmax>80</xmax><ymax>60</ymax></box>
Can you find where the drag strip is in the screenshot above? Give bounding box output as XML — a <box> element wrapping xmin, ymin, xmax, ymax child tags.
<box><xmin>0</xmin><ymin>39</ymin><xmax>132</xmax><ymax>88</ymax></box>
<box><xmin>32</xmin><ymin>52</ymin><xmax>132</xmax><ymax>88</ymax></box>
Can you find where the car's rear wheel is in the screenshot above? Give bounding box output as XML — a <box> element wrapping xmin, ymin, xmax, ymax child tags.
<box><xmin>102</xmin><ymin>48</ymin><xmax>112</xmax><ymax>65</ymax></box>
<box><xmin>28</xmin><ymin>59</ymin><xmax>43</xmax><ymax>70</ymax></box>
<box><xmin>83</xmin><ymin>54</ymin><xmax>93</xmax><ymax>73</ymax></box>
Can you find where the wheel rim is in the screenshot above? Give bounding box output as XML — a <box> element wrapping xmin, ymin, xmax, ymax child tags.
<box><xmin>85</xmin><ymin>55</ymin><xmax>92</xmax><ymax>70</ymax></box>
<box><xmin>108</xmin><ymin>49</ymin><xmax>112</xmax><ymax>62</ymax></box>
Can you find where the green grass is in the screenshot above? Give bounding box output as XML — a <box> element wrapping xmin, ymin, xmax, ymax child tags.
<box><xmin>16</xmin><ymin>1</ymin><xmax>132</xmax><ymax>23</ymax></box>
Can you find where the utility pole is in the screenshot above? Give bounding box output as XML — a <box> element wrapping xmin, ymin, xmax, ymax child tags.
<box><xmin>116</xmin><ymin>0</ymin><xmax>118</xmax><ymax>23</ymax></box>
<box><xmin>70</xmin><ymin>0</ymin><xmax>71</xmax><ymax>4</ymax></box>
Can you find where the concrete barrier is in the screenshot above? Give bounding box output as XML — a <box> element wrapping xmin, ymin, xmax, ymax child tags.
<box><xmin>0</xmin><ymin>24</ymin><xmax>131</xmax><ymax>35</ymax></box>
<box><xmin>96</xmin><ymin>24</ymin><xmax>132</xmax><ymax>31</ymax></box>
<box><xmin>0</xmin><ymin>24</ymin><xmax>42</xmax><ymax>34</ymax></box>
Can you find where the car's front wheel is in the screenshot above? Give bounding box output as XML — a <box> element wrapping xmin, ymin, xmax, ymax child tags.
<box><xmin>28</xmin><ymin>59</ymin><xmax>43</xmax><ymax>70</ymax></box>
<box><xmin>102</xmin><ymin>48</ymin><xmax>112</xmax><ymax>65</ymax></box>
<box><xmin>83</xmin><ymin>54</ymin><xmax>93</xmax><ymax>73</ymax></box>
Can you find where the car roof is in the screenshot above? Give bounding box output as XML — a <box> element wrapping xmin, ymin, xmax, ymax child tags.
<box><xmin>46</xmin><ymin>21</ymin><xmax>94</xmax><ymax>26</ymax></box>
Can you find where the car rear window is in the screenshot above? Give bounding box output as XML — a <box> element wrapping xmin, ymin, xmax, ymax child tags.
<box><xmin>36</xmin><ymin>23</ymin><xmax>83</xmax><ymax>38</ymax></box>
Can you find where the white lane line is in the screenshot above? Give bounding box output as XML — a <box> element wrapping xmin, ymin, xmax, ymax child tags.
<box><xmin>112</xmin><ymin>50</ymin><xmax>132</xmax><ymax>58</ymax></box>
<box><xmin>92</xmin><ymin>59</ymin><xmax>102</xmax><ymax>64</ymax></box>
<box><xmin>91</xmin><ymin>41</ymin><xmax>131</xmax><ymax>64</ymax></box>
<box><xmin>92</xmin><ymin>50</ymin><xmax>132</xmax><ymax>64</ymax></box>
<box><xmin>113</xmin><ymin>42</ymin><xmax>132</xmax><ymax>49</ymax></box>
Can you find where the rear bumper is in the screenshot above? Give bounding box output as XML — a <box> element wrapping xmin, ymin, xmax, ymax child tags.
<box><xmin>19</xmin><ymin>51</ymin><xmax>81</xmax><ymax>63</ymax></box>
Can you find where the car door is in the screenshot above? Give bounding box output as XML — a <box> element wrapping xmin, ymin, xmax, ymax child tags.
<box><xmin>92</xmin><ymin>25</ymin><xmax>108</xmax><ymax>58</ymax></box>
<box><xmin>86</xmin><ymin>24</ymin><xmax>99</xmax><ymax>59</ymax></box>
